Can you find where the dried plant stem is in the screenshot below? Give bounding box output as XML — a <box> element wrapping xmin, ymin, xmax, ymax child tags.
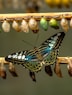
<box><xmin>0</xmin><ymin>57</ymin><xmax>71</xmax><ymax>65</ymax></box>
<box><xmin>0</xmin><ymin>57</ymin><xmax>9</xmax><ymax>64</ymax></box>
<box><xmin>0</xmin><ymin>12</ymin><xmax>72</xmax><ymax>22</ymax></box>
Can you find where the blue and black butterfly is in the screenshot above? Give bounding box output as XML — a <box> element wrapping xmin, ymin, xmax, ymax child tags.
<box><xmin>5</xmin><ymin>32</ymin><xmax>65</xmax><ymax>82</ymax></box>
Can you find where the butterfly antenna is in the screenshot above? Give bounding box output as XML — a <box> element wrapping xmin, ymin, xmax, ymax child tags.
<box><xmin>22</xmin><ymin>40</ymin><xmax>34</xmax><ymax>47</ymax></box>
<box><xmin>22</xmin><ymin>32</ymin><xmax>40</xmax><ymax>48</ymax></box>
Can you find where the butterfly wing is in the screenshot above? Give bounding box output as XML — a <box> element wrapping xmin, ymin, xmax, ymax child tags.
<box><xmin>5</xmin><ymin>49</ymin><xmax>42</xmax><ymax>72</ymax></box>
<box><xmin>22</xmin><ymin>32</ymin><xmax>65</xmax><ymax>72</ymax></box>
<box><xmin>38</xmin><ymin>32</ymin><xmax>65</xmax><ymax>65</ymax></box>
<box><xmin>5</xmin><ymin>32</ymin><xmax>65</xmax><ymax>72</ymax></box>
<box><xmin>44</xmin><ymin>49</ymin><xmax>59</xmax><ymax>65</ymax></box>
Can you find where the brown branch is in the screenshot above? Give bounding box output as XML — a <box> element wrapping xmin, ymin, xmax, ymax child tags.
<box><xmin>0</xmin><ymin>57</ymin><xmax>71</xmax><ymax>65</ymax></box>
<box><xmin>0</xmin><ymin>57</ymin><xmax>9</xmax><ymax>64</ymax></box>
<box><xmin>0</xmin><ymin>12</ymin><xmax>72</xmax><ymax>22</ymax></box>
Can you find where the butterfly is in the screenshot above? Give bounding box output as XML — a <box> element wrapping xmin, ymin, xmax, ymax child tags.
<box><xmin>5</xmin><ymin>32</ymin><xmax>65</xmax><ymax>82</ymax></box>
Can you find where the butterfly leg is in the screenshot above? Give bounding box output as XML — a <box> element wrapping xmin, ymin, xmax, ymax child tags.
<box><xmin>45</xmin><ymin>65</ymin><xmax>53</xmax><ymax>76</ymax></box>
<box><xmin>29</xmin><ymin>71</ymin><xmax>36</xmax><ymax>82</ymax></box>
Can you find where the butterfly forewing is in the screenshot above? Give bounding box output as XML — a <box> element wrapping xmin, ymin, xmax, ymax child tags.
<box><xmin>38</xmin><ymin>32</ymin><xmax>65</xmax><ymax>59</ymax></box>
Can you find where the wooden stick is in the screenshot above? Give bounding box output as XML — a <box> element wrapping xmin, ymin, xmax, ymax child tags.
<box><xmin>0</xmin><ymin>57</ymin><xmax>72</xmax><ymax>65</ymax></box>
<box><xmin>0</xmin><ymin>12</ymin><xmax>72</xmax><ymax>22</ymax></box>
<box><xmin>0</xmin><ymin>57</ymin><xmax>9</xmax><ymax>64</ymax></box>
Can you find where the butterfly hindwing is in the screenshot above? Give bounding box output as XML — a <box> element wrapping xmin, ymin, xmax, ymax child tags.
<box><xmin>23</xmin><ymin>61</ymin><xmax>42</xmax><ymax>72</ymax></box>
<box><xmin>44</xmin><ymin>49</ymin><xmax>59</xmax><ymax>65</ymax></box>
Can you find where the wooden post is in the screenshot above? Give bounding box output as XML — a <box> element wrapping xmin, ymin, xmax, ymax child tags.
<box><xmin>0</xmin><ymin>12</ymin><xmax>72</xmax><ymax>22</ymax></box>
<box><xmin>0</xmin><ymin>57</ymin><xmax>72</xmax><ymax>64</ymax></box>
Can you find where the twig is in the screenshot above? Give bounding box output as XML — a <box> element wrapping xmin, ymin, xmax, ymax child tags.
<box><xmin>0</xmin><ymin>57</ymin><xmax>71</xmax><ymax>65</ymax></box>
<box><xmin>0</xmin><ymin>12</ymin><xmax>72</xmax><ymax>22</ymax></box>
<box><xmin>0</xmin><ymin>57</ymin><xmax>9</xmax><ymax>64</ymax></box>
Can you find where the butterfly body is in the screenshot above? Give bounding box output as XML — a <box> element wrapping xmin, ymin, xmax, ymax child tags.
<box><xmin>5</xmin><ymin>32</ymin><xmax>65</xmax><ymax>81</ymax></box>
